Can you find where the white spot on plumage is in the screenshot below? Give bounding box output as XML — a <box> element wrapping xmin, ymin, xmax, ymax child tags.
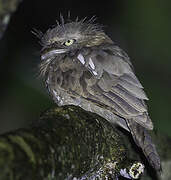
<box><xmin>52</xmin><ymin>90</ymin><xmax>57</xmax><ymax>96</ymax></box>
<box><xmin>46</xmin><ymin>77</ymin><xmax>50</xmax><ymax>84</ymax></box>
<box><xmin>93</xmin><ymin>71</ymin><xmax>98</xmax><ymax>76</ymax></box>
<box><xmin>57</xmin><ymin>96</ymin><xmax>60</xmax><ymax>101</ymax></box>
<box><xmin>77</xmin><ymin>53</ymin><xmax>85</xmax><ymax>65</ymax></box>
<box><xmin>89</xmin><ymin>57</ymin><xmax>95</xmax><ymax>70</ymax></box>
<box><xmin>52</xmin><ymin>90</ymin><xmax>60</xmax><ymax>101</ymax></box>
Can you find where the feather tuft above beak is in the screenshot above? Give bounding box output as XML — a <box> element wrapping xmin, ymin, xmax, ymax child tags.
<box><xmin>41</xmin><ymin>49</ymin><xmax>67</xmax><ymax>60</ymax></box>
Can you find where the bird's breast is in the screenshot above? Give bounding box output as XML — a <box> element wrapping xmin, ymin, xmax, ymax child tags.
<box><xmin>46</xmin><ymin>56</ymin><xmax>88</xmax><ymax>103</ymax></box>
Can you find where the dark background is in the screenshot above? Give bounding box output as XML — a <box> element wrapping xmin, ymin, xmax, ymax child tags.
<box><xmin>0</xmin><ymin>0</ymin><xmax>170</xmax><ymax>136</ymax></box>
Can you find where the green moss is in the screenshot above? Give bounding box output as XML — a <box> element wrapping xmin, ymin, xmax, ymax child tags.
<box><xmin>8</xmin><ymin>135</ymin><xmax>36</xmax><ymax>164</ymax></box>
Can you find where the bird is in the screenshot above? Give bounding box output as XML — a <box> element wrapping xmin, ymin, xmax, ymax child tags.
<box><xmin>36</xmin><ymin>16</ymin><xmax>161</xmax><ymax>173</ymax></box>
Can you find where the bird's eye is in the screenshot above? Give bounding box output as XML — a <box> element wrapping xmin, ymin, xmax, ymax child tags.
<box><xmin>63</xmin><ymin>39</ymin><xmax>76</xmax><ymax>46</ymax></box>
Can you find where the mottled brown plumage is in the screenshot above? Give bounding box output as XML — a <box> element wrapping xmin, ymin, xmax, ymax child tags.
<box><xmin>37</xmin><ymin>17</ymin><xmax>161</xmax><ymax>172</ymax></box>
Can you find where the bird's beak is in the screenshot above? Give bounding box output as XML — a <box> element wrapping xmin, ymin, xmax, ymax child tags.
<box><xmin>41</xmin><ymin>49</ymin><xmax>67</xmax><ymax>60</ymax></box>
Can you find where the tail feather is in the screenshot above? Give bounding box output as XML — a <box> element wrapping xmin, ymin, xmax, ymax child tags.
<box><xmin>126</xmin><ymin>119</ymin><xmax>161</xmax><ymax>172</ymax></box>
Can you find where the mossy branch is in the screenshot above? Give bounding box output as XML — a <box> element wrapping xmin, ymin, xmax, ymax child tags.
<box><xmin>0</xmin><ymin>105</ymin><xmax>170</xmax><ymax>179</ymax></box>
<box><xmin>0</xmin><ymin>105</ymin><xmax>145</xmax><ymax>180</ymax></box>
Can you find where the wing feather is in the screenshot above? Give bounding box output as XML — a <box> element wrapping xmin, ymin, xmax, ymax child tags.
<box><xmin>89</xmin><ymin>85</ymin><xmax>129</xmax><ymax>116</ymax></box>
<box><xmin>120</xmin><ymin>73</ymin><xmax>143</xmax><ymax>88</ymax></box>
<box><xmin>104</xmin><ymin>91</ymin><xmax>140</xmax><ymax>116</ymax></box>
<box><xmin>78</xmin><ymin>45</ymin><xmax>153</xmax><ymax>130</ymax></box>
<box><xmin>101</xmin><ymin>93</ymin><xmax>129</xmax><ymax>116</ymax></box>
<box><xmin>111</xmin><ymin>85</ymin><xmax>147</xmax><ymax>112</ymax></box>
<box><xmin>118</xmin><ymin>77</ymin><xmax>148</xmax><ymax>100</ymax></box>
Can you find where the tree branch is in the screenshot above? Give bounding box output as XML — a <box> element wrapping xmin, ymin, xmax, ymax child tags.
<box><xmin>0</xmin><ymin>105</ymin><xmax>147</xmax><ymax>180</ymax></box>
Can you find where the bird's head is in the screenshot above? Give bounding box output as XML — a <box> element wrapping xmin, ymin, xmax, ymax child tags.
<box><xmin>36</xmin><ymin>17</ymin><xmax>113</xmax><ymax>61</ymax></box>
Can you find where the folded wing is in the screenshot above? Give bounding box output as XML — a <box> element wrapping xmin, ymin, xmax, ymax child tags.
<box><xmin>79</xmin><ymin>45</ymin><xmax>153</xmax><ymax>130</ymax></box>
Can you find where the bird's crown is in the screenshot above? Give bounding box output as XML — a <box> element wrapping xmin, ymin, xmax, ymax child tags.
<box><xmin>33</xmin><ymin>15</ymin><xmax>112</xmax><ymax>50</ymax></box>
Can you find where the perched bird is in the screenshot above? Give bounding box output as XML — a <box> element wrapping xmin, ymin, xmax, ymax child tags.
<box><xmin>37</xmin><ymin>17</ymin><xmax>161</xmax><ymax>172</ymax></box>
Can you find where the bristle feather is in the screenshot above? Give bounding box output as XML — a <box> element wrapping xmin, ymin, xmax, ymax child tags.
<box><xmin>31</xmin><ymin>28</ymin><xmax>43</xmax><ymax>39</ymax></box>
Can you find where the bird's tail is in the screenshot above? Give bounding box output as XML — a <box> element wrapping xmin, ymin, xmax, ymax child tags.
<box><xmin>126</xmin><ymin>119</ymin><xmax>161</xmax><ymax>172</ymax></box>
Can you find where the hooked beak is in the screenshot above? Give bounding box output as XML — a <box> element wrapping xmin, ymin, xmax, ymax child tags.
<box><xmin>41</xmin><ymin>49</ymin><xmax>67</xmax><ymax>60</ymax></box>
